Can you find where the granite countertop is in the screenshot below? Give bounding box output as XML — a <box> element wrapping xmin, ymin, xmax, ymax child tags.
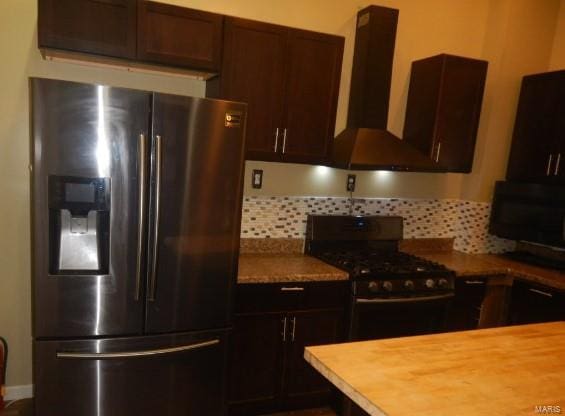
<box><xmin>238</xmin><ymin>254</ymin><xmax>348</xmax><ymax>284</ymax></box>
<box><xmin>237</xmin><ymin>238</ymin><xmax>565</xmax><ymax>290</ymax></box>
<box><xmin>304</xmin><ymin>322</ymin><xmax>565</xmax><ymax>416</ymax></box>
<box><xmin>405</xmin><ymin>249</ymin><xmax>565</xmax><ymax>290</ymax></box>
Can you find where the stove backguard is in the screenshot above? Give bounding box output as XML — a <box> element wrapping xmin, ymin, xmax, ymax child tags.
<box><xmin>305</xmin><ymin>215</ymin><xmax>403</xmax><ymax>254</ymax></box>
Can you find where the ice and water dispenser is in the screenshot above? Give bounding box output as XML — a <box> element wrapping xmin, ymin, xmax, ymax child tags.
<box><xmin>48</xmin><ymin>176</ymin><xmax>110</xmax><ymax>274</ymax></box>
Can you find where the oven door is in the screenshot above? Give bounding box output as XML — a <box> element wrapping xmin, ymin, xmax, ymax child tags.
<box><xmin>348</xmin><ymin>293</ymin><xmax>454</xmax><ymax>341</ymax></box>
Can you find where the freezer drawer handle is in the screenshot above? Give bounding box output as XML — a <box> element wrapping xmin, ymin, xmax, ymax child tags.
<box><xmin>135</xmin><ymin>133</ymin><xmax>147</xmax><ymax>301</ymax></box>
<box><xmin>149</xmin><ymin>135</ymin><xmax>163</xmax><ymax>302</ymax></box>
<box><xmin>56</xmin><ymin>339</ymin><xmax>220</xmax><ymax>360</ymax></box>
<box><xmin>356</xmin><ymin>293</ymin><xmax>454</xmax><ymax>304</ymax></box>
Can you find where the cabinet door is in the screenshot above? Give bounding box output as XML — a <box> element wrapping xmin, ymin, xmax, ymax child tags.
<box><xmin>553</xmin><ymin>77</ymin><xmax>565</xmax><ymax>183</ymax></box>
<box><xmin>215</xmin><ymin>18</ymin><xmax>288</xmax><ymax>161</ymax></box>
<box><xmin>435</xmin><ymin>56</ymin><xmax>487</xmax><ymax>172</ymax></box>
<box><xmin>137</xmin><ymin>1</ymin><xmax>223</xmax><ymax>71</ymax></box>
<box><xmin>445</xmin><ymin>278</ymin><xmax>487</xmax><ymax>331</ymax></box>
<box><xmin>282</xmin><ymin>29</ymin><xmax>344</xmax><ymax>164</ymax></box>
<box><xmin>506</xmin><ymin>73</ymin><xmax>561</xmax><ymax>182</ymax></box>
<box><xmin>284</xmin><ymin>309</ymin><xmax>344</xmax><ymax>408</ymax></box>
<box><xmin>38</xmin><ymin>0</ymin><xmax>137</xmax><ymax>59</ymax></box>
<box><xmin>403</xmin><ymin>57</ymin><xmax>443</xmax><ymax>157</ymax></box>
<box><xmin>228</xmin><ymin>312</ymin><xmax>286</xmax><ymax>415</ymax></box>
<box><xmin>508</xmin><ymin>281</ymin><xmax>565</xmax><ymax>325</ymax></box>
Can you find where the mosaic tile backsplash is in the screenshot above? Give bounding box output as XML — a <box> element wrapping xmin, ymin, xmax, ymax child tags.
<box><xmin>241</xmin><ymin>196</ymin><xmax>515</xmax><ymax>254</ymax></box>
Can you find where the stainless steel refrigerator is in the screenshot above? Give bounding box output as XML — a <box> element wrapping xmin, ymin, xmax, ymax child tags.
<box><xmin>30</xmin><ymin>78</ymin><xmax>247</xmax><ymax>416</ymax></box>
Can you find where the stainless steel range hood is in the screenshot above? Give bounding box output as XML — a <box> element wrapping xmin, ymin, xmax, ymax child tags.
<box><xmin>333</xmin><ymin>5</ymin><xmax>445</xmax><ymax>172</ymax></box>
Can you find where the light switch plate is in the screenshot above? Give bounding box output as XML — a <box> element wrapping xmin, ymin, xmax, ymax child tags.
<box><xmin>347</xmin><ymin>174</ymin><xmax>356</xmax><ymax>192</ymax></box>
<box><xmin>252</xmin><ymin>169</ymin><xmax>263</xmax><ymax>189</ymax></box>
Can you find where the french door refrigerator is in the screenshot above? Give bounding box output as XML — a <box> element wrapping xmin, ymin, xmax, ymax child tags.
<box><xmin>31</xmin><ymin>78</ymin><xmax>247</xmax><ymax>416</ymax></box>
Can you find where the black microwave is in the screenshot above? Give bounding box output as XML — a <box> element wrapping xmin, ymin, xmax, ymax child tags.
<box><xmin>489</xmin><ymin>181</ymin><xmax>565</xmax><ymax>248</ymax></box>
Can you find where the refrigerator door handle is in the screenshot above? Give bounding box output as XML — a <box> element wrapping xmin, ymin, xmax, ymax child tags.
<box><xmin>56</xmin><ymin>339</ymin><xmax>219</xmax><ymax>360</ymax></box>
<box><xmin>135</xmin><ymin>133</ymin><xmax>147</xmax><ymax>301</ymax></box>
<box><xmin>149</xmin><ymin>134</ymin><xmax>162</xmax><ymax>302</ymax></box>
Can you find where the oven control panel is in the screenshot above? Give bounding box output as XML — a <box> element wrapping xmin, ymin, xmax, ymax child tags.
<box><xmin>355</xmin><ymin>276</ymin><xmax>454</xmax><ymax>298</ymax></box>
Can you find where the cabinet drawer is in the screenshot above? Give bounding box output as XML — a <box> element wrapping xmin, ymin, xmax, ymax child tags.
<box><xmin>235</xmin><ymin>281</ymin><xmax>349</xmax><ymax>313</ymax></box>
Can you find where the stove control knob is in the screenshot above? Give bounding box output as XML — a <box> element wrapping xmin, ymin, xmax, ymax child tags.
<box><xmin>368</xmin><ymin>281</ymin><xmax>379</xmax><ymax>293</ymax></box>
<box><xmin>425</xmin><ymin>279</ymin><xmax>436</xmax><ymax>289</ymax></box>
<box><xmin>382</xmin><ymin>281</ymin><xmax>393</xmax><ymax>292</ymax></box>
<box><xmin>404</xmin><ymin>280</ymin><xmax>415</xmax><ymax>290</ymax></box>
<box><xmin>438</xmin><ymin>278</ymin><xmax>450</xmax><ymax>288</ymax></box>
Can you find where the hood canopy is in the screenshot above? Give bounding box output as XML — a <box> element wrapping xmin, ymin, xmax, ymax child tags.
<box><xmin>333</xmin><ymin>128</ymin><xmax>446</xmax><ymax>172</ymax></box>
<box><xmin>333</xmin><ymin>5</ymin><xmax>443</xmax><ymax>172</ymax></box>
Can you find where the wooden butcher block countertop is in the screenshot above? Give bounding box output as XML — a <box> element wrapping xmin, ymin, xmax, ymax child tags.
<box><xmin>305</xmin><ymin>322</ymin><xmax>565</xmax><ymax>416</ymax></box>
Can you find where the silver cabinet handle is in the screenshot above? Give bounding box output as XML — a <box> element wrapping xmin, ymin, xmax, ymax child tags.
<box><xmin>280</xmin><ymin>286</ymin><xmax>305</xmax><ymax>292</ymax></box>
<box><xmin>274</xmin><ymin>128</ymin><xmax>279</xmax><ymax>152</ymax></box>
<box><xmin>149</xmin><ymin>134</ymin><xmax>163</xmax><ymax>302</ymax></box>
<box><xmin>435</xmin><ymin>141</ymin><xmax>442</xmax><ymax>162</ymax></box>
<box><xmin>555</xmin><ymin>153</ymin><xmax>561</xmax><ymax>176</ymax></box>
<box><xmin>546</xmin><ymin>154</ymin><xmax>553</xmax><ymax>176</ymax></box>
<box><xmin>135</xmin><ymin>134</ymin><xmax>147</xmax><ymax>301</ymax></box>
<box><xmin>464</xmin><ymin>280</ymin><xmax>486</xmax><ymax>285</ymax></box>
<box><xmin>290</xmin><ymin>316</ymin><xmax>297</xmax><ymax>342</ymax></box>
<box><xmin>528</xmin><ymin>288</ymin><xmax>553</xmax><ymax>298</ymax></box>
<box><xmin>281</xmin><ymin>317</ymin><xmax>287</xmax><ymax>341</ymax></box>
<box><xmin>282</xmin><ymin>128</ymin><xmax>287</xmax><ymax>154</ymax></box>
<box><xmin>56</xmin><ymin>339</ymin><xmax>219</xmax><ymax>360</ymax></box>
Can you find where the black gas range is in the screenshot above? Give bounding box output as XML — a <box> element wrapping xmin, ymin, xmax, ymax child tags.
<box><xmin>305</xmin><ymin>215</ymin><xmax>455</xmax><ymax>300</ymax></box>
<box><xmin>306</xmin><ymin>215</ymin><xmax>456</xmax><ymax>416</ymax></box>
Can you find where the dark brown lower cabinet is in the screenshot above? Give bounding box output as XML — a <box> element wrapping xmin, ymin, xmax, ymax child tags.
<box><xmin>508</xmin><ymin>280</ymin><xmax>565</xmax><ymax>325</ymax></box>
<box><xmin>284</xmin><ymin>309</ymin><xmax>344</xmax><ymax>408</ymax></box>
<box><xmin>228</xmin><ymin>282</ymin><xmax>347</xmax><ymax>415</ymax></box>
<box><xmin>228</xmin><ymin>312</ymin><xmax>286</xmax><ymax>414</ymax></box>
<box><xmin>445</xmin><ymin>278</ymin><xmax>487</xmax><ymax>331</ymax></box>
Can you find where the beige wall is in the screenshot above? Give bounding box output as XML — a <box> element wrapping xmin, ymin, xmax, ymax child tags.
<box><xmin>0</xmin><ymin>0</ymin><xmax>561</xmax><ymax>387</ymax></box>
<box><xmin>550</xmin><ymin>0</ymin><xmax>565</xmax><ymax>69</ymax></box>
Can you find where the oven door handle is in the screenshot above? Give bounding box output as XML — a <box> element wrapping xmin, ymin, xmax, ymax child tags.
<box><xmin>355</xmin><ymin>293</ymin><xmax>455</xmax><ymax>304</ymax></box>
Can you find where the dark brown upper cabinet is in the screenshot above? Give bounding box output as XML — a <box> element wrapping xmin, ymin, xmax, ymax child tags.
<box><xmin>207</xmin><ymin>17</ymin><xmax>344</xmax><ymax>165</ymax></box>
<box><xmin>403</xmin><ymin>54</ymin><xmax>488</xmax><ymax>173</ymax></box>
<box><xmin>282</xmin><ymin>29</ymin><xmax>343</xmax><ymax>164</ymax></box>
<box><xmin>209</xmin><ymin>18</ymin><xmax>288</xmax><ymax>162</ymax></box>
<box><xmin>137</xmin><ymin>1</ymin><xmax>223</xmax><ymax>71</ymax></box>
<box><xmin>506</xmin><ymin>70</ymin><xmax>565</xmax><ymax>184</ymax></box>
<box><xmin>38</xmin><ymin>0</ymin><xmax>137</xmax><ymax>59</ymax></box>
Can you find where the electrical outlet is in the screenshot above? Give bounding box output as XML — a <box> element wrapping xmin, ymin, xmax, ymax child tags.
<box><xmin>252</xmin><ymin>169</ymin><xmax>263</xmax><ymax>189</ymax></box>
<box><xmin>347</xmin><ymin>174</ymin><xmax>356</xmax><ymax>192</ymax></box>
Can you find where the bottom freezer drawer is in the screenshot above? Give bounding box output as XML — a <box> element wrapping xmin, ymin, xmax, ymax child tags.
<box><xmin>34</xmin><ymin>329</ymin><xmax>228</xmax><ymax>416</ymax></box>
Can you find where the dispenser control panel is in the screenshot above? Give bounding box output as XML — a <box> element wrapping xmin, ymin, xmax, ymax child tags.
<box><xmin>49</xmin><ymin>176</ymin><xmax>109</xmax><ymax>213</ymax></box>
